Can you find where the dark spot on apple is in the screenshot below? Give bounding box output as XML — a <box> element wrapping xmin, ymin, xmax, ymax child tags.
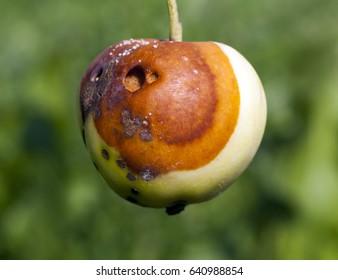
<box><xmin>120</xmin><ymin>108</ymin><xmax>143</xmax><ymax>138</ymax></box>
<box><xmin>116</xmin><ymin>158</ymin><xmax>127</xmax><ymax>169</ymax></box>
<box><xmin>131</xmin><ymin>188</ymin><xmax>139</xmax><ymax>195</ymax></box>
<box><xmin>102</xmin><ymin>149</ymin><xmax>109</xmax><ymax>160</ymax></box>
<box><xmin>139</xmin><ymin>129</ymin><xmax>153</xmax><ymax>142</ymax></box>
<box><xmin>140</xmin><ymin>169</ymin><xmax>156</xmax><ymax>181</ymax></box>
<box><xmin>166</xmin><ymin>201</ymin><xmax>187</xmax><ymax>215</ymax></box>
<box><xmin>126</xmin><ymin>196</ymin><xmax>138</xmax><ymax>204</ymax></box>
<box><xmin>126</xmin><ymin>172</ymin><xmax>137</xmax><ymax>181</ymax></box>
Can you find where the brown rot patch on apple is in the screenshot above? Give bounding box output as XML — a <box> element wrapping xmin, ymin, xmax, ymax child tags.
<box><xmin>81</xmin><ymin>39</ymin><xmax>240</xmax><ymax>176</ymax></box>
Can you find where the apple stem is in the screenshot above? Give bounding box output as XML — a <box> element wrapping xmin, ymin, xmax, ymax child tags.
<box><xmin>167</xmin><ymin>0</ymin><xmax>183</xmax><ymax>42</ymax></box>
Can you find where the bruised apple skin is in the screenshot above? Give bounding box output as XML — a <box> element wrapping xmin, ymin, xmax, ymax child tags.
<box><xmin>79</xmin><ymin>39</ymin><xmax>267</xmax><ymax>215</ymax></box>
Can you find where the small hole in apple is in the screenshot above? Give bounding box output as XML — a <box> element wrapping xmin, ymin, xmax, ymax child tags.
<box><xmin>124</xmin><ymin>66</ymin><xmax>146</xmax><ymax>92</ymax></box>
<box><xmin>90</xmin><ymin>64</ymin><xmax>104</xmax><ymax>82</ymax></box>
<box><xmin>147</xmin><ymin>72</ymin><xmax>159</xmax><ymax>84</ymax></box>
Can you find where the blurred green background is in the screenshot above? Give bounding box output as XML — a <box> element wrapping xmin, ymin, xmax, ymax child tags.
<box><xmin>1</xmin><ymin>0</ymin><xmax>338</xmax><ymax>259</ymax></box>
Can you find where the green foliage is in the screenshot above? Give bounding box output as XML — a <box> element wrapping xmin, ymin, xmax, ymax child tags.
<box><xmin>0</xmin><ymin>0</ymin><xmax>337</xmax><ymax>259</ymax></box>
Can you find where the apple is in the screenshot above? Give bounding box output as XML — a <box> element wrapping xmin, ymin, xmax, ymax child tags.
<box><xmin>78</xmin><ymin>2</ymin><xmax>266</xmax><ymax>215</ymax></box>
